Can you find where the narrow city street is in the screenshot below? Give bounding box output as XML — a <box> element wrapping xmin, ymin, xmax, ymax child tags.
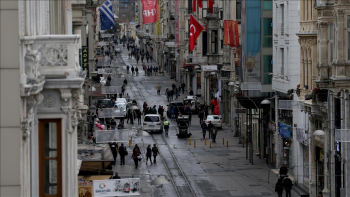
<box><xmin>93</xmin><ymin>47</ymin><xmax>299</xmax><ymax>197</ymax></box>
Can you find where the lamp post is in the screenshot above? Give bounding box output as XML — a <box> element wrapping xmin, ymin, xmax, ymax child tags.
<box><xmin>260</xmin><ymin>99</ymin><xmax>271</xmax><ymax>163</ymax></box>
<box><xmin>228</xmin><ymin>82</ymin><xmax>237</xmax><ymax>137</ymax></box>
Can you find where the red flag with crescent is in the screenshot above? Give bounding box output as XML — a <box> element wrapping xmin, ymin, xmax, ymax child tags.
<box><xmin>189</xmin><ymin>14</ymin><xmax>204</xmax><ymax>52</ymax></box>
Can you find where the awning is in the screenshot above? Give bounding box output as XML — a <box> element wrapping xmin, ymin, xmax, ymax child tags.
<box><xmin>236</xmin><ymin>96</ymin><xmax>267</xmax><ymax>109</ymax></box>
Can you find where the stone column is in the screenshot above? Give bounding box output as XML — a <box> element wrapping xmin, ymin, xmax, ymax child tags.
<box><xmin>300</xmin><ymin>48</ymin><xmax>304</xmax><ymax>88</ymax></box>
<box><xmin>308</xmin><ymin>50</ymin><xmax>312</xmax><ymax>89</ymax></box>
<box><xmin>305</xmin><ymin>49</ymin><xmax>308</xmax><ymax>88</ymax></box>
<box><xmin>309</xmin><ymin>114</ymin><xmax>317</xmax><ymax>196</ymax></box>
<box><xmin>87</xmin><ymin>11</ymin><xmax>95</xmax><ymax>79</ymax></box>
<box><xmin>336</xmin><ymin>9</ymin><xmax>345</xmax><ymax>61</ymax></box>
<box><xmin>73</xmin><ymin>25</ymin><xmax>82</xmax><ymax>48</ymax></box>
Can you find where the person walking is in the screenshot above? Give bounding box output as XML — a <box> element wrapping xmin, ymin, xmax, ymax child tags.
<box><xmin>136</xmin><ymin>110</ymin><xmax>142</xmax><ymax>124</ymax></box>
<box><xmin>198</xmin><ymin>109</ymin><xmax>204</xmax><ymax>124</ymax></box>
<box><xmin>181</xmin><ymin>82</ymin><xmax>185</xmax><ymax>94</ymax></box>
<box><xmin>212</xmin><ymin>126</ymin><xmax>218</xmax><ymax>143</ymax></box>
<box><xmin>275</xmin><ymin>178</ymin><xmax>284</xmax><ymax>197</ymax></box>
<box><xmin>167</xmin><ymin>89</ymin><xmax>172</xmax><ymax>102</ymax></box>
<box><xmin>135</xmin><ymin>67</ymin><xmax>139</xmax><ymax>75</ymax></box>
<box><xmin>111</xmin><ymin>172</ymin><xmax>121</xmax><ymax>179</ymax></box>
<box><xmin>282</xmin><ymin>176</ymin><xmax>293</xmax><ymax>197</ymax></box>
<box><xmin>156</xmin><ymin>84</ymin><xmax>161</xmax><ymax>95</ymax></box>
<box><xmin>118</xmin><ymin>143</ymin><xmax>127</xmax><ymax>165</ymax></box>
<box><xmin>146</xmin><ymin>55</ymin><xmax>149</xmax><ymax>63</ymax></box>
<box><xmin>131</xmin><ymin>66</ymin><xmax>135</xmax><ymax>75</ymax></box>
<box><xmin>204</xmin><ymin>103</ymin><xmax>209</xmax><ymax>118</ymax></box>
<box><xmin>146</xmin><ymin>145</ymin><xmax>153</xmax><ymax>165</ymax></box>
<box><xmin>126</xmin><ymin>65</ymin><xmax>130</xmax><ymax>74</ymax></box>
<box><xmin>141</xmin><ymin>55</ymin><xmax>144</xmax><ymax>63</ymax></box>
<box><xmin>150</xmin><ymin>55</ymin><xmax>153</xmax><ymax>62</ymax></box>
<box><xmin>201</xmin><ymin>123</ymin><xmax>207</xmax><ymax>140</ymax></box>
<box><xmin>131</xmin><ymin>144</ymin><xmax>141</xmax><ymax>169</ymax></box>
<box><xmin>170</xmin><ymin>88</ymin><xmax>174</xmax><ymax>101</ymax></box>
<box><xmin>189</xmin><ymin>88</ymin><xmax>194</xmax><ymax>95</ymax></box>
<box><xmin>136</xmin><ymin>55</ymin><xmax>139</xmax><ymax>64</ymax></box>
<box><xmin>151</xmin><ymin>144</ymin><xmax>160</xmax><ymax>163</ymax></box>
<box><xmin>171</xmin><ymin>106</ymin><xmax>176</xmax><ymax>121</ymax></box>
<box><xmin>109</xmin><ymin>142</ymin><xmax>118</xmax><ymax>165</ymax></box>
<box><xmin>175</xmin><ymin>87</ymin><xmax>179</xmax><ymax>100</ymax></box>
<box><xmin>207</xmin><ymin>121</ymin><xmax>214</xmax><ymax>139</ymax></box>
<box><xmin>279</xmin><ymin>163</ymin><xmax>288</xmax><ymax>177</ymax></box>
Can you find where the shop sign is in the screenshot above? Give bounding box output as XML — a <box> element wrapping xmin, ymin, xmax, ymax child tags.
<box><xmin>279</xmin><ymin>122</ymin><xmax>291</xmax><ymax>140</ymax></box>
<box><xmin>236</xmin><ymin>108</ymin><xmax>246</xmax><ymax>114</ymax></box>
<box><xmin>78</xmin><ymin>180</ymin><xmax>93</xmax><ymax>197</ymax></box>
<box><xmin>296</xmin><ymin>127</ymin><xmax>307</xmax><ymax>145</ymax></box>
<box><xmin>93</xmin><ymin>178</ymin><xmax>140</xmax><ymax>196</ymax></box>
<box><xmin>82</xmin><ymin>46</ymin><xmax>89</xmax><ymax>78</ymax></box>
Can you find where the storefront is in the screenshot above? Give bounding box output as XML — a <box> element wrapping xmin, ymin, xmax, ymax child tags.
<box><xmin>279</xmin><ymin>122</ymin><xmax>292</xmax><ymax>168</ymax></box>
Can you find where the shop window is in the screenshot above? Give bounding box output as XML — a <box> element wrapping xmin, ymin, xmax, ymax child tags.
<box><xmin>39</xmin><ymin>119</ymin><xmax>62</xmax><ymax>197</ymax></box>
<box><xmin>211</xmin><ymin>30</ymin><xmax>218</xmax><ymax>54</ymax></box>
<box><xmin>263</xmin><ymin>0</ymin><xmax>272</xmax><ymax>10</ymax></box>
<box><xmin>236</xmin><ymin>0</ymin><xmax>241</xmax><ymax>23</ymax></box>
<box><xmin>202</xmin><ymin>31</ymin><xmax>207</xmax><ymax>56</ymax></box>
<box><xmin>263</xmin><ymin>18</ymin><xmax>273</xmax><ymax>47</ymax></box>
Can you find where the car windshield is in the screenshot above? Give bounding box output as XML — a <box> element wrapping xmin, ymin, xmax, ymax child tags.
<box><xmin>183</xmin><ymin>100</ymin><xmax>193</xmax><ymax>105</ymax></box>
<box><xmin>114</xmin><ymin>103</ymin><xmax>126</xmax><ymax>109</ymax></box>
<box><xmin>144</xmin><ymin>116</ymin><xmax>160</xmax><ymax>122</ymax></box>
<box><xmin>207</xmin><ymin>116</ymin><xmax>219</xmax><ymax>120</ymax></box>
<box><xmin>116</xmin><ymin>98</ymin><xmax>127</xmax><ymax>103</ymax></box>
<box><xmin>178</xmin><ymin>120</ymin><xmax>188</xmax><ymax>126</ymax></box>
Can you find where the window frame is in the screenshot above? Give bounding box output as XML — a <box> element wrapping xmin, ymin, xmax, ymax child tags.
<box><xmin>211</xmin><ymin>30</ymin><xmax>218</xmax><ymax>54</ymax></box>
<box><xmin>39</xmin><ymin>119</ymin><xmax>62</xmax><ymax>197</ymax></box>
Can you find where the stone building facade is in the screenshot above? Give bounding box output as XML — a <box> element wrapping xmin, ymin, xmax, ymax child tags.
<box><xmin>0</xmin><ymin>1</ymin><xmax>87</xmax><ymax>196</ymax></box>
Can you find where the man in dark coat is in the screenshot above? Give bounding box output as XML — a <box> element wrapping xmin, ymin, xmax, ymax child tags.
<box><xmin>282</xmin><ymin>176</ymin><xmax>293</xmax><ymax>197</ymax></box>
<box><xmin>280</xmin><ymin>163</ymin><xmax>288</xmax><ymax>177</ymax></box>
<box><xmin>111</xmin><ymin>172</ymin><xmax>121</xmax><ymax>179</ymax></box>
<box><xmin>109</xmin><ymin>142</ymin><xmax>118</xmax><ymax>165</ymax></box>
<box><xmin>118</xmin><ymin>143</ymin><xmax>127</xmax><ymax>165</ymax></box>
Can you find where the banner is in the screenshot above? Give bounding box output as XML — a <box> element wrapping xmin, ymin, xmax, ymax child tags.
<box><xmin>99</xmin><ymin>0</ymin><xmax>115</xmax><ymax>30</ymax></box>
<box><xmin>156</xmin><ymin>0</ymin><xmax>161</xmax><ymax>35</ymax></box>
<box><xmin>175</xmin><ymin>0</ymin><xmax>179</xmax><ymax>48</ymax></box>
<box><xmin>224</xmin><ymin>20</ymin><xmax>240</xmax><ymax>47</ymax></box>
<box><xmin>279</xmin><ymin>122</ymin><xmax>291</xmax><ymax>140</ymax></box>
<box><xmin>224</xmin><ymin>20</ymin><xmax>233</xmax><ymax>45</ymax></box>
<box><xmin>93</xmin><ymin>179</ymin><xmax>140</xmax><ymax>196</ymax></box>
<box><xmin>141</xmin><ymin>0</ymin><xmax>158</xmax><ymax>24</ymax></box>
<box><xmin>82</xmin><ymin>46</ymin><xmax>89</xmax><ymax>78</ymax></box>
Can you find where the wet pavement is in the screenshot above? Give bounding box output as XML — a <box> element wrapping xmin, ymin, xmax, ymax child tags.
<box><xmin>93</xmin><ymin>46</ymin><xmax>300</xmax><ymax>197</ymax></box>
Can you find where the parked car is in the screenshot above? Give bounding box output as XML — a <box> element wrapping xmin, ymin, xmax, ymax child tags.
<box><xmin>97</xmin><ymin>99</ymin><xmax>113</xmax><ymax>108</ymax></box>
<box><xmin>116</xmin><ymin>98</ymin><xmax>127</xmax><ymax>103</ymax></box>
<box><xmin>166</xmin><ymin>101</ymin><xmax>185</xmax><ymax>118</ymax></box>
<box><xmin>143</xmin><ymin>114</ymin><xmax>163</xmax><ymax>133</ymax></box>
<box><xmin>203</xmin><ymin>115</ymin><xmax>222</xmax><ymax>129</ymax></box>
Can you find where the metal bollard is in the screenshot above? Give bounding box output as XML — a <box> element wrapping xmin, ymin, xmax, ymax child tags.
<box><xmin>129</xmin><ymin>139</ymin><xmax>131</xmax><ymax>147</ymax></box>
<box><xmin>205</xmin><ymin>138</ymin><xmax>207</xmax><ymax>145</ymax></box>
<box><xmin>243</xmin><ymin>140</ymin><xmax>245</xmax><ymax>148</ymax></box>
<box><xmin>227</xmin><ymin>141</ymin><xmax>228</xmax><ymax>148</ymax></box>
<box><xmin>117</xmin><ymin>142</ymin><xmax>119</xmax><ymax>147</ymax></box>
<box><xmin>223</xmin><ymin>138</ymin><xmax>225</xmax><ymax>145</ymax></box>
<box><xmin>194</xmin><ymin>141</ymin><xmax>196</xmax><ymax>148</ymax></box>
<box><xmin>189</xmin><ymin>138</ymin><xmax>191</xmax><ymax>145</ymax></box>
<box><xmin>210</xmin><ymin>141</ymin><xmax>212</xmax><ymax>148</ymax></box>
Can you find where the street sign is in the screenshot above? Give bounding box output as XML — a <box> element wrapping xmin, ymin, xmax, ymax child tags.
<box><xmin>236</xmin><ymin>108</ymin><xmax>247</xmax><ymax>114</ymax></box>
<box><xmin>82</xmin><ymin>46</ymin><xmax>89</xmax><ymax>77</ymax></box>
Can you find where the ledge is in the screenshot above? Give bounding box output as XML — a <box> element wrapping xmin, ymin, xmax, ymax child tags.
<box><xmin>44</xmin><ymin>78</ymin><xmax>84</xmax><ymax>89</ymax></box>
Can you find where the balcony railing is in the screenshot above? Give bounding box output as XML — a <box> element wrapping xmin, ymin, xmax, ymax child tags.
<box><xmin>21</xmin><ymin>35</ymin><xmax>82</xmax><ymax>96</ymax></box>
<box><xmin>202</xmin><ymin>7</ymin><xmax>219</xmax><ymax>18</ymax></box>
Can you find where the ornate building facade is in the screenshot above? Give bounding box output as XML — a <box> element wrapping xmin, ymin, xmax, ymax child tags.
<box><xmin>0</xmin><ymin>1</ymin><xmax>87</xmax><ymax>196</ymax></box>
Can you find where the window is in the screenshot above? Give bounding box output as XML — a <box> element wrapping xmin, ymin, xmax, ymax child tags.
<box><xmin>263</xmin><ymin>18</ymin><xmax>273</xmax><ymax>47</ymax></box>
<box><xmin>329</xmin><ymin>23</ymin><xmax>334</xmax><ymax>64</ymax></box>
<box><xmin>202</xmin><ymin>31</ymin><xmax>207</xmax><ymax>56</ymax></box>
<box><xmin>263</xmin><ymin>0</ymin><xmax>272</xmax><ymax>10</ymax></box>
<box><xmin>144</xmin><ymin>116</ymin><xmax>160</xmax><ymax>122</ymax></box>
<box><xmin>211</xmin><ymin>30</ymin><xmax>218</xmax><ymax>54</ymax></box>
<box><xmin>280</xmin><ymin>5</ymin><xmax>284</xmax><ymax>35</ymax></box>
<box><xmin>263</xmin><ymin>55</ymin><xmax>273</xmax><ymax>84</ymax></box>
<box><xmin>188</xmin><ymin>0</ymin><xmax>192</xmax><ymax>14</ymax></box>
<box><xmin>347</xmin><ymin>15</ymin><xmax>350</xmax><ymax>61</ymax></box>
<box><xmin>236</xmin><ymin>0</ymin><xmax>241</xmax><ymax>23</ymax></box>
<box><xmin>39</xmin><ymin>119</ymin><xmax>62</xmax><ymax>197</ymax></box>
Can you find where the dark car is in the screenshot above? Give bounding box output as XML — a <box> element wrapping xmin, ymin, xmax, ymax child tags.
<box><xmin>166</xmin><ymin>101</ymin><xmax>185</xmax><ymax>118</ymax></box>
<box><xmin>97</xmin><ymin>99</ymin><xmax>113</xmax><ymax>108</ymax></box>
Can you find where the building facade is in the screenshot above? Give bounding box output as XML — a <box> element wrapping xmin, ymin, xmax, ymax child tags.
<box><xmin>0</xmin><ymin>1</ymin><xmax>87</xmax><ymax>196</ymax></box>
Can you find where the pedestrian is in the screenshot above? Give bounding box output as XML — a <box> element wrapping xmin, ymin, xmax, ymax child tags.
<box><xmin>126</xmin><ymin>65</ymin><xmax>130</xmax><ymax>74</ymax></box>
<box><xmin>167</xmin><ymin>89</ymin><xmax>172</xmax><ymax>102</ymax></box>
<box><xmin>189</xmin><ymin>88</ymin><xmax>194</xmax><ymax>95</ymax></box>
<box><xmin>181</xmin><ymin>82</ymin><xmax>185</xmax><ymax>94</ymax></box>
<box><xmin>111</xmin><ymin>172</ymin><xmax>121</xmax><ymax>179</ymax></box>
<box><xmin>141</xmin><ymin>56</ymin><xmax>144</xmax><ymax>63</ymax></box>
<box><xmin>198</xmin><ymin>109</ymin><xmax>204</xmax><ymax>124</ymax></box>
<box><xmin>111</xmin><ymin>118</ymin><xmax>116</xmax><ymax>130</ymax></box>
<box><xmin>282</xmin><ymin>176</ymin><xmax>293</xmax><ymax>197</ymax></box>
<box><xmin>135</xmin><ymin>67</ymin><xmax>139</xmax><ymax>75</ymax></box>
<box><xmin>127</xmin><ymin>109</ymin><xmax>132</xmax><ymax>124</ymax></box>
<box><xmin>280</xmin><ymin>163</ymin><xmax>288</xmax><ymax>177</ymax></box>
<box><xmin>212</xmin><ymin>126</ymin><xmax>218</xmax><ymax>142</ymax></box>
<box><xmin>124</xmin><ymin>78</ymin><xmax>128</xmax><ymax>86</ymax></box>
<box><xmin>275</xmin><ymin>178</ymin><xmax>284</xmax><ymax>197</ymax></box>
<box><xmin>172</xmin><ymin>83</ymin><xmax>176</xmax><ymax>90</ymax></box>
<box><xmin>152</xmin><ymin>105</ymin><xmax>157</xmax><ymax>114</ymax></box>
<box><xmin>151</xmin><ymin>144</ymin><xmax>160</xmax><ymax>163</ymax></box>
<box><xmin>207</xmin><ymin>121</ymin><xmax>214</xmax><ymax>139</ymax></box>
<box><xmin>146</xmin><ymin>145</ymin><xmax>153</xmax><ymax>165</ymax></box>
<box><xmin>146</xmin><ymin>55</ymin><xmax>149</xmax><ymax>63</ymax></box>
<box><xmin>201</xmin><ymin>123</ymin><xmax>207</xmax><ymax>140</ymax></box>
<box><xmin>109</xmin><ymin>142</ymin><xmax>118</xmax><ymax>165</ymax></box>
<box><xmin>131</xmin><ymin>144</ymin><xmax>141</xmax><ymax>169</ymax></box>
<box><xmin>156</xmin><ymin>84</ymin><xmax>161</xmax><ymax>95</ymax></box>
<box><xmin>204</xmin><ymin>103</ymin><xmax>209</xmax><ymax>118</ymax></box>
<box><xmin>131</xmin><ymin>66</ymin><xmax>135</xmax><ymax>75</ymax></box>
<box><xmin>171</xmin><ymin>106</ymin><xmax>175</xmax><ymax>121</ymax></box>
<box><xmin>136</xmin><ymin>110</ymin><xmax>142</xmax><ymax>124</ymax></box>
<box><xmin>178</xmin><ymin>85</ymin><xmax>182</xmax><ymax>96</ymax></box>
<box><xmin>118</xmin><ymin>143</ymin><xmax>127</xmax><ymax>165</ymax></box>
<box><xmin>121</xmin><ymin>85</ymin><xmax>125</xmax><ymax>96</ymax></box>
<box><xmin>136</xmin><ymin>56</ymin><xmax>139</xmax><ymax>64</ymax></box>
<box><xmin>150</xmin><ymin>55</ymin><xmax>153</xmax><ymax>62</ymax></box>
<box><xmin>170</xmin><ymin>88</ymin><xmax>174</xmax><ymax>101</ymax></box>
<box><xmin>175</xmin><ymin>87</ymin><xmax>179</xmax><ymax>100</ymax></box>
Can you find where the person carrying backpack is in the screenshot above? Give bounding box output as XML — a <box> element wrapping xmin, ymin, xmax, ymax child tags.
<box><xmin>118</xmin><ymin>143</ymin><xmax>127</xmax><ymax>165</ymax></box>
<box><xmin>282</xmin><ymin>176</ymin><xmax>293</xmax><ymax>197</ymax></box>
<box><xmin>275</xmin><ymin>178</ymin><xmax>284</xmax><ymax>197</ymax></box>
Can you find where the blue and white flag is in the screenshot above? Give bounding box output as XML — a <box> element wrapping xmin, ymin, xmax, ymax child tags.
<box><xmin>99</xmin><ymin>0</ymin><xmax>114</xmax><ymax>30</ymax></box>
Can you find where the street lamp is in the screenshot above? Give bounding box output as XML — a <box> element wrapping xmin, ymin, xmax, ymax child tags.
<box><xmin>313</xmin><ymin>129</ymin><xmax>325</xmax><ymax>136</ymax></box>
<box><xmin>260</xmin><ymin>99</ymin><xmax>272</xmax><ymax>162</ymax></box>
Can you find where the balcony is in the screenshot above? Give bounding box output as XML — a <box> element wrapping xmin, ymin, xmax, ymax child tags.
<box><xmin>20</xmin><ymin>35</ymin><xmax>84</xmax><ymax>96</ymax></box>
<box><xmin>202</xmin><ymin>7</ymin><xmax>219</xmax><ymax>20</ymax></box>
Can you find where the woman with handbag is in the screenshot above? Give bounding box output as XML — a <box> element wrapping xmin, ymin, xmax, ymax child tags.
<box><xmin>131</xmin><ymin>144</ymin><xmax>141</xmax><ymax>169</ymax></box>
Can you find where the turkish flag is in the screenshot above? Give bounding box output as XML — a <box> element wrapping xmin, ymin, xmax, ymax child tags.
<box><xmin>198</xmin><ymin>0</ymin><xmax>202</xmax><ymax>8</ymax></box>
<box><xmin>189</xmin><ymin>14</ymin><xmax>204</xmax><ymax>52</ymax></box>
<box><xmin>192</xmin><ymin>0</ymin><xmax>196</xmax><ymax>12</ymax></box>
<box><xmin>141</xmin><ymin>0</ymin><xmax>158</xmax><ymax>24</ymax></box>
<box><xmin>209</xmin><ymin>0</ymin><xmax>215</xmax><ymax>13</ymax></box>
